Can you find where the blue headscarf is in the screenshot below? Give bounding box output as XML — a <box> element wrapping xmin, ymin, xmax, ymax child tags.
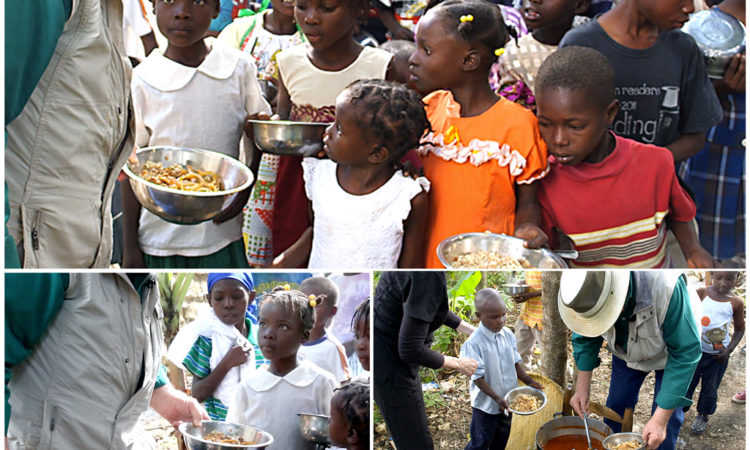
<box><xmin>206</xmin><ymin>272</ymin><xmax>255</xmax><ymax>293</ymax></box>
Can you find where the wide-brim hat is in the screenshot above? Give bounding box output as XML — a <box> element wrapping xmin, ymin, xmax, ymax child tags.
<box><xmin>558</xmin><ymin>271</ymin><xmax>631</xmax><ymax>337</ymax></box>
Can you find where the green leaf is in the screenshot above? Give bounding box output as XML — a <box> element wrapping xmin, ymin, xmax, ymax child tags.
<box><xmin>448</xmin><ymin>271</ymin><xmax>482</xmax><ymax>300</ymax></box>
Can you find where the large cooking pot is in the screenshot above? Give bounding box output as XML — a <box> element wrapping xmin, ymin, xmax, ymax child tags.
<box><xmin>535</xmin><ymin>416</ymin><xmax>612</xmax><ymax>450</ymax></box>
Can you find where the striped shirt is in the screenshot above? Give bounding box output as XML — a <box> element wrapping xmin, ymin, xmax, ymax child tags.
<box><xmin>519</xmin><ymin>270</ymin><xmax>543</xmax><ymax>329</ymax></box>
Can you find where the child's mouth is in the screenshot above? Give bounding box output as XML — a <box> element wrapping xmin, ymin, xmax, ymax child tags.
<box><xmin>551</xmin><ymin>154</ymin><xmax>574</xmax><ymax>164</ymax></box>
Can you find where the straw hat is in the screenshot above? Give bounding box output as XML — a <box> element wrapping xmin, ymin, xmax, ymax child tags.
<box><xmin>558</xmin><ymin>271</ymin><xmax>631</xmax><ymax>337</ymax></box>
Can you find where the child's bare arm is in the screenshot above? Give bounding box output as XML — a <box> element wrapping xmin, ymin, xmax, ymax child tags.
<box><xmin>276</xmin><ymin>74</ymin><xmax>291</xmax><ymax>121</ymax></box>
<box><xmin>398</xmin><ymin>190</ymin><xmax>429</xmax><ymax>268</ymax></box>
<box><xmin>514</xmin><ymin>183</ymin><xmax>548</xmax><ymax>249</ymax></box>
<box><xmin>723</xmin><ymin>295</ymin><xmax>746</xmax><ymax>355</ymax></box>
<box><xmin>191</xmin><ymin>345</ymin><xmax>249</xmax><ymax>402</ymax></box>
<box><xmin>665</xmin><ymin>132</ymin><xmax>706</xmax><ymax>163</ymax></box>
<box><xmin>121</xmin><ymin>178</ymin><xmax>145</xmax><ymax>268</ymax></box>
<box><xmin>668</xmin><ymin>218</ymin><xmax>718</xmax><ymax>268</ymax></box>
<box><xmin>515</xmin><ymin>363</ymin><xmax>543</xmax><ymax>390</ymax></box>
<box><xmin>270</xmin><ymin>202</ymin><xmax>313</xmax><ymax>268</ymax></box>
<box><xmin>473</xmin><ymin>377</ymin><xmax>509</xmax><ymax>413</ymax></box>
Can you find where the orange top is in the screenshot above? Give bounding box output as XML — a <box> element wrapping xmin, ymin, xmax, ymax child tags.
<box><xmin>419</xmin><ymin>91</ymin><xmax>549</xmax><ymax>268</ymax></box>
<box><xmin>520</xmin><ymin>270</ymin><xmax>544</xmax><ymax>329</ymax></box>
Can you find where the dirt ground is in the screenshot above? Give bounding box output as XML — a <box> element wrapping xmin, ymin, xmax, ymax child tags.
<box><xmin>374</xmin><ymin>297</ymin><xmax>746</xmax><ymax>450</ymax></box>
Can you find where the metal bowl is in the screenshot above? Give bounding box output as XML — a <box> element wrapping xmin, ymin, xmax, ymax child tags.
<box><xmin>602</xmin><ymin>432</ymin><xmax>646</xmax><ymax>450</ymax></box>
<box><xmin>504</xmin><ymin>386</ymin><xmax>547</xmax><ymax>415</ymax></box>
<box><xmin>249</xmin><ymin>120</ymin><xmax>328</xmax><ymax>156</ymax></box>
<box><xmin>298</xmin><ymin>413</ymin><xmax>330</xmax><ymax>445</ymax></box>
<box><xmin>178</xmin><ymin>421</ymin><xmax>274</xmax><ymax>449</ymax></box>
<box><xmin>683</xmin><ymin>8</ymin><xmax>745</xmax><ymax>78</ymax></box>
<box><xmin>436</xmin><ymin>232</ymin><xmax>568</xmax><ymax>269</ymax></box>
<box><xmin>502</xmin><ymin>284</ymin><xmax>530</xmax><ymax>296</ymax></box>
<box><xmin>123</xmin><ymin>146</ymin><xmax>253</xmax><ymax>225</ymax></box>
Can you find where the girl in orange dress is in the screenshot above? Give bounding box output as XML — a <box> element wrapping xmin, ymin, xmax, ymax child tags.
<box><xmin>409</xmin><ymin>0</ymin><xmax>550</xmax><ymax>267</ymax></box>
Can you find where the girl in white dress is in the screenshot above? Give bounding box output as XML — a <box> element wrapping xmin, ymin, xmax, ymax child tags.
<box><xmin>226</xmin><ymin>286</ymin><xmax>337</xmax><ymax>450</ymax></box>
<box><xmin>273</xmin><ymin>79</ymin><xmax>431</xmax><ymax>269</ymax></box>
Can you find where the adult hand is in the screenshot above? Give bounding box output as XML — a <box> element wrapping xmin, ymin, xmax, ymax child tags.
<box><xmin>444</xmin><ymin>356</ymin><xmax>478</xmax><ymax>377</ymax></box>
<box><xmin>712</xmin><ymin>348</ymin><xmax>731</xmax><ymax>364</ymax></box>
<box><xmin>714</xmin><ymin>53</ymin><xmax>746</xmax><ymax>96</ymax></box>
<box><xmin>570</xmin><ymin>370</ymin><xmax>592</xmax><ymax>418</ymax></box>
<box><xmin>150</xmin><ymin>384</ymin><xmax>209</xmax><ymax>428</ymax></box>
<box><xmin>642</xmin><ymin>408</ymin><xmax>671</xmax><ymax>449</ymax></box>
<box><xmin>515</xmin><ymin>223</ymin><xmax>548</xmax><ymax>249</ymax></box>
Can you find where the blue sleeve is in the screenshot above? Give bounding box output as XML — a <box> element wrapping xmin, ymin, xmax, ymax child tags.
<box><xmin>209</xmin><ymin>0</ymin><xmax>234</xmax><ymax>32</ymax></box>
<box><xmin>461</xmin><ymin>337</ymin><xmax>485</xmax><ymax>381</ymax></box>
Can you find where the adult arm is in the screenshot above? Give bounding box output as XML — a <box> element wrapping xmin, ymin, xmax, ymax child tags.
<box><xmin>397</xmin><ymin>316</ymin><xmax>476</xmax><ymax>375</ymax></box>
<box><xmin>513</xmin><ymin>289</ymin><xmax>542</xmax><ymax>304</ymax></box>
<box><xmin>5</xmin><ymin>274</ymin><xmax>69</xmax><ymax>432</ymax></box>
<box><xmin>514</xmin><ymin>183</ymin><xmax>548</xmax><ymax>249</ymax></box>
<box><xmin>569</xmin><ymin>332</ymin><xmax>604</xmax><ymax>416</ymax></box>
<box><xmin>149</xmin><ymin>382</ymin><xmax>208</xmax><ymax>428</ymax></box>
<box><xmin>398</xmin><ymin>190</ymin><xmax>428</xmax><ymax>268</ymax></box>
<box><xmin>374</xmin><ymin>5</ymin><xmax>414</xmax><ymax>41</ymax></box>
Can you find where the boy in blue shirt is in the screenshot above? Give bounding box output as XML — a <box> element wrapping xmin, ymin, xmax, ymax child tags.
<box><xmin>460</xmin><ymin>288</ymin><xmax>543</xmax><ymax>450</ymax></box>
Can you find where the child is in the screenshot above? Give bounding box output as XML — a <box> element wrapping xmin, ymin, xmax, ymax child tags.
<box><xmin>460</xmin><ymin>288</ymin><xmax>544</xmax><ymax>449</ymax></box>
<box><xmin>167</xmin><ymin>273</ymin><xmax>264</xmax><ymax>421</ymax></box>
<box><xmin>352</xmin><ymin>298</ymin><xmax>370</xmax><ymax>373</ymax></box>
<box><xmin>271</xmin><ymin>0</ymin><xmax>394</xmax><ymax>263</ymax></box>
<box><xmin>124</xmin><ymin>0</ymin><xmax>271</xmax><ymax>268</ymax></box>
<box><xmin>298</xmin><ymin>277</ymin><xmax>351</xmax><ymax>383</ymax></box>
<box><xmin>273</xmin><ymin>80</ymin><xmax>430</xmax><ymax>268</ymax></box>
<box><xmin>217</xmin><ymin>0</ymin><xmax>307</xmax><ymax>267</ymax></box>
<box><xmin>512</xmin><ymin>270</ymin><xmax>543</xmax><ymax>371</ymax></box>
<box><xmin>534</xmin><ymin>46</ymin><xmax>716</xmax><ymax>268</ymax></box>
<box><xmin>328</xmin><ymin>380</ymin><xmax>370</xmax><ymax>450</ymax></box>
<box><xmin>379</xmin><ymin>39</ymin><xmax>417</xmax><ymax>87</ymax></box>
<box><xmin>226</xmin><ymin>286</ymin><xmax>338</xmax><ymax>449</ymax></box>
<box><xmin>409</xmin><ymin>0</ymin><xmax>550</xmax><ymax>268</ymax></box>
<box><xmin>684</xmin><ymin>271</ymin><xmax>745</xmax><ymax>434</ymax></box>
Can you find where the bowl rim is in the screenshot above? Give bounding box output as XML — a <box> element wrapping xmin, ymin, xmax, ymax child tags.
<box><xmin>248</xmin><ymin>119</ymin><xmax>330</xmax><ymax>127</ymax></box>
<box><xmin>436</xmin><ymin>232</ymin><xmax>566</xmax><ymax>269</ymax></box>
<box><xmin>124</xmin><ymin>146</ymin><xmax>253</xmax><ymax>198</ymax></box>
<box><xmin>602</xmin><ymin>431</ymin><xmax>646</xmax><ymax>447</ymax></box>
<box><xmin>178</xmin><ymin>421</ymin><xmax>274</xmax><ymax>448</ymax></box>
<box><xmin>503</xmin><ymin>386</ymin><xmax>547</xmax><ymax>416</ymax></box>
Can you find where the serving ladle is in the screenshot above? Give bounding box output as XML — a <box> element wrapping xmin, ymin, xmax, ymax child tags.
<box><xmin>582</xmin><ymin>412</ymin><xmax>594</xmax><ymax>450</ymax></box>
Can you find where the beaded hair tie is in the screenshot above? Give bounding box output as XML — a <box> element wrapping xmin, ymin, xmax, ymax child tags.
<box><xmin>459</xmin><ymin>14</ymin><xmax>473</xmax><ymax>23</ymax></box>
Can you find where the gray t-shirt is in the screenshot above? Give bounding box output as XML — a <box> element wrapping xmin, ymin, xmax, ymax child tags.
<box><xmin>560</xmin><ymin>20</ymin><xmax>722</xmax><ymax>148</ymax></box>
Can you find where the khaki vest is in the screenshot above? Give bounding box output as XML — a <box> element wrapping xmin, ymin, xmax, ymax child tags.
<box><xmin>604</xmin><ymin>272</ymin><xmax>685</xmax><ymax>372</ymax></box>
<box><xmin>5</xmin><ymin>0</ymin><xmax>133</xmax><ymax>268</ymax></box>
<box><xmin>7</xmin><ymin>274</ymin><xmax>164</xmax><ymax>450</ymax></box>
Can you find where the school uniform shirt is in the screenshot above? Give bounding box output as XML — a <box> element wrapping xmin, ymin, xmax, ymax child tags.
<box><xmin>299</xmin><ymin>332</ymin><xmax>351</xmax><ymax>383</ymax></box>
<box><xmin>131</xmin><ymin>40</ymin><xmax>271</xmax><ymax>257</ymax></box>
<box><xmin>460</xmin><ymin>324</ymin><xmax>522</xmax><ymax>415</ymax></box>
<box><xmin>225</xmin><ymin>360</ymin><xmax>337</xmax><ymax>450</ymax></box>
<box><xmin>538</xmin><ymin>133</ymin><xmax>696</xmax><ymax>268</ymax></box>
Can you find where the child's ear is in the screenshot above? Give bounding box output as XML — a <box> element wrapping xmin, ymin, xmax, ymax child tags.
<box><xmin>205</xmin><ymin>293</ymin><xmax>212</xmax><ymax>305</ymax></box>
<box><xmin>368</xmin><ymin>145</ymin><xmax>390</xmax><ymax>164</ymax></box>
<box><xmin>248</xmin><ymin>290</ymin><xmax>257</xmax><ymax>304</ymax></box>
<box><xmin>574</xmin><ymin>0</ymin><xmax>591</xmax><ymax>16</ymax></box>
<box><xmin>330</xmin><ymin>305</ymin><xmax>338</xmax><ymax>317</ymax></box>
<box><xmin>605</xmin><ymin>99</ymin><xmax>619</xmax><ymax>125</ymax></box>
<box><xmin>212</xmin><ymin>0</ymin><xmax>221</xmax><ymax>19</ymax></box>
<box><xmin>347</xmin><ymin>426</ymin><xmax>360</xmax><ymax>445</ymax></box>
<box><xmin>462</xmin><ymin>49</ymin><xmax>481</xmax><ymax>72</ymax></box>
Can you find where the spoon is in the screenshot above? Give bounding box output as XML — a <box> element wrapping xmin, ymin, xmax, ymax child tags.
<box><xmin>582</xmin><ymin>412</ymin><xmax>593</xmax><ymax>450</ymax></box>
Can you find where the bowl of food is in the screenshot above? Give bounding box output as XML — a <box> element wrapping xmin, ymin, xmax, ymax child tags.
<box><xmin>123</xmin><ymin>146</ymin><xmax>253</xmax><ymax>225</ymax></box>
<box><xmin>179</xmin><ymin>420</ymin><xmax>273</xmax><ymax>450</ymax></box>
<box><xmin>683</xmin><ymin>8</ymin><xmax>745</xmax><ymax>78</ymax></box>
<box><xmin>504</xmin><ymin>386</ymin><xmax>547</xmax><ymax>415</ymax></box>
<box><xmin>502</xmin><ymin>284</ymin><xmax>530</xmax><ymax>296</ymax></box>
<box><xmin>436</xmin><ymin>232</ymin><xmax>568</xmax><ymax>269</ymax></box>
<box><xmin>602</xmin><ymin>432</ymin><xmax>646</xmax><ymax>450</ymax></box>
<box><xmin>248</xmin><ymin>120</ymin><xmax>328</xmax><ymax>156</ymax></box>
<box><xmin>298</xmin><ymin>413</ymin><xmax>330</xmax><ymax>445</ymax></box>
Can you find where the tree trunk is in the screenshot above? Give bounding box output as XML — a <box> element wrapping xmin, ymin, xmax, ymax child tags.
<box><xmin>541</xmin><ymin>271</ymin><xmax>567</xmax><ymax>388</ymax></box>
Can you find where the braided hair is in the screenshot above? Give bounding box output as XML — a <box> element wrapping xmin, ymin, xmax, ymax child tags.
<box><xmin>350</xmin><ymin>297</ymin><xmax>370</xmax><ymax>336</ymax></box>
<box><xmin>344</xmin><ymin>79</ymin><xmax>431</xmax><ymax>163</ymax></box>
<box><xmin>333</xmin><ymin>380</ymin><xmax>370</xmax><ymax>445</ymax></box>
<box><xmin>429</xmin><ymin>0</ymin><xmax>510</xmax><ymax>64</ymax></box>
<box><xmin>259</xmin><ymin>285</ymin><xmax>318</xmax><ymax>341</ymax></box>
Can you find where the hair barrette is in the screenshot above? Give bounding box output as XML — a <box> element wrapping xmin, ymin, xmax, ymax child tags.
<box><xmin>309</xmin><ymin>296</ymin><xmax>317</xmax><ymax>308</ymax></box>
<box><xmin>283</xmin><ymin>284</ymin><xmax>291</xmax><ymax>290</ymax></box>
<box><xmin>459</xmin><ymin>14</ymin><xmax>474</xmax><ymax>23</ymax></box>
<box><xmin>494</xmin><ymin>48</ymin><xmax>505</xmax><ymax>56</ymax></box>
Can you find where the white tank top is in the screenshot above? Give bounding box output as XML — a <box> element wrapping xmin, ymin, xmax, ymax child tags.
<box><xmin>699</xmin><ymin>297</ymin><xmax>734</xmax><ymax>354</ymax></box>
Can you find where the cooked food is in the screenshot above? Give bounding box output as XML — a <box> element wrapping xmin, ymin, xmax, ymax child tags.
<box><xmin>510</xmin><ymin>393</ymin><xmax>542</xmax><ymax>412</ymax></box>
<box><xmin>607</xmin><ymin>440</ymin><xmax>642</xmax><ymax>450</ymax></box>
<box><xmin>138</xmin><ymin>161</ymin><xmax>223</xmax><ymax>192</ymax></box>
<box><xmin>452</xmin><ymin>250</ymin><xmax>531</xmax><ymax>269</ymax></box>
<box><xmin>203</xmin><ymin>430</ymin><xmax>252</xmax><ymax>445</ymax></box>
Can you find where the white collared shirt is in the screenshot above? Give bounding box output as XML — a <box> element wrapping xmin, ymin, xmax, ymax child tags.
<box><xmin>226</xmin><ymin>359</ymin><xmax>337</xmax><ymax>450</ymax></box>
<box><xmin>131</xmin><ymin>39</ymin><xmax>271</xmax><ymax>256</ymax></box>
<box><xmin>460</xmin><ymin>323</ymin><xmax>522</xmax><ymax>415</ymax></box>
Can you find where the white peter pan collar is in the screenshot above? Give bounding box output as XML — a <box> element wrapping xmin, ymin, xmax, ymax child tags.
<box><xmin>136</xmin><ymin>38</ymin><xmax>241</xmax><ymax>92</ymax></box>
<box><xmin>247</xmin><ymin>359</ymin><xmax>322</xmax><ymax>392</ymax></box>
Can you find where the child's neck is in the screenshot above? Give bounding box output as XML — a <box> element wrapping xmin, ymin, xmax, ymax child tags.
<box><xmin>234</xmin><ymin>320</ymin><xmax>248</xmax><ymax>337</ymax></box>
<box><xmin>308</xmin><ymin>326</ymin><xmax>326</xmax><ymax>342</ymax></box>
<box><xmin>308</xmin><ymin>38</ymin><xmax>363</xmax><ymax>72</ymax></box>
<box><xmin>164</xmin><ymin>40</ymin><xmax>210</xmax><ymax>68</ymax></box>
<box><xmin>264</xmin><ymin>10</ymin><xmax>297</xmax><ymax>35</ymax></box>
<box><xmin>269</xmin><ymin>354</ymin><xmax>298</xmax><ymax>377</ymax></box>
<box><xmin>598</xmin><ymin>2</ymin><xmax>662</xmax><ymax>50</ymax></box>
<box><xmin>450</xmin><ymin>78</ymin><xmax>500</xmax><ymax>118</ymax></box>
<box><xmin>335</xmin><ymin>162</ymin><xmax>395</xmax><ymax>196</ymax></box>
<box><xmin>532</xmin><ymin>21</ymin><xmax>575</xmax><ymax>46</ymax></box>
<box><xmin>707</xmin><ymin>286</ymin><xmax>733</xmax><ymax>302</ymax></box>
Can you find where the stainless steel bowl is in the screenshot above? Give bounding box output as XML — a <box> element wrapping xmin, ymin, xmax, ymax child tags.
<box><xmin>602</xmin><ymin>432</ymin><xmax>646</xmax><ymax>450</ymax></box>
<box><xmin>249</xmin><ymin>120</ymin><xmax>328</xmax><ymax>156</ymax></box>
<box><xmin>298</xmin><ymin>413</ymin><xmax>330</xmax><ymax>445</ymax></box>
<box><xmin>504</xmin><ymin>386</ymin><xmax>547</xmax><ymax>415</ymax></box>
<box><xmin>501</xmin><ymin>284</ymin><xmax>530</xmax><ymax>296</ymax></box>
<box><xmin>178</xmin><ymin>421</ymin><xmax>274</xmax><ymax>449</ymax></box>
<box><xmin>123</xmin><ymin>146</ymin><xmax>253</xmax><ymax>225</ymax></box>
<box><xmin>436</xmin><ymin>232</ymin><xmax>568</xmax><ymax>269</ymax></box>
<box><xmin>683</xmin><ymin>8</ymin><xmax>745</xmax><ymax>78</ymax></box>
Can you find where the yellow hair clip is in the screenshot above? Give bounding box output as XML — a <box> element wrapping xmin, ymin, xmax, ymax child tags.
<box><xmin>495</xmin><ymin>48</ymin><xmax>505</xmax><ymax>56</ymax></box>
<box><xmin>283</xmin><ymin>284</ymin><xmax>291</xmax><ymax>290</ymax></box>
<box><xmin>309</xmin><ymin>299</ymin><xmax>317</xmax><ymax>307</ymax></box>
<box><xmin>459</xmin><ymin>14</ymin><xmax>473</xmax><ymax>23</ymax></box>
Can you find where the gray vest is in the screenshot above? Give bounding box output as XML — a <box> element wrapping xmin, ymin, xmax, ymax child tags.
<box><xmin>7</xmin><ymin>274</ymin><xmax>164</xmax><ymax>450</ymax></box>
<box><xmin>604</xmin><ymin>271</ymin><xmax>684</xmax><ymax>372</ymax></box>
<box><xmin>5</xmin><ymin>0</ymin><xmax>133</xmax><ymax>268</ymax></box>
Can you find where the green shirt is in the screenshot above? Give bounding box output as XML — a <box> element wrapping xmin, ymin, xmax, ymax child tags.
<box><xmin>571</xmin><ymin>274</ymin><xmax>701</xmax><ymax>410</ymax></box>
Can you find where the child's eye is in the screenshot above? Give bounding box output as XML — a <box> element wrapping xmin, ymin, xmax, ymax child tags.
<box><xmin>162</xmin><ymin>0</ymin><xmax>174</xmax><ymax>3</ymax></box>
<box><xmin>569</xmin><ymin>124</ymin><xmax>585</xmax><ymax>131</ymax></box>
<box><xmin>193</xmin><ymin>0</ymin><xmax>206</xmax><ymax>4</ymax></box>
<box><xmin>280</xmin><ymin>324</ymin><xmax>289</xmax><ymax>330</ymax></box>
<box><xmin>424</xmin><ymin>47</ymin><xmax>432</xmax><ymax>56</ymax></box>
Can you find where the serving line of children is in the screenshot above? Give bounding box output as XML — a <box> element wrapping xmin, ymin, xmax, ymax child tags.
<box><xmin>117</xmin><ymin>0</ymin><xmax>735</xmax><ymax>270</ymax></box>
<box><xmin>167</xmin><ymin>273</ymin><xmax>371</xmax><ymax>450</ymax></box>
